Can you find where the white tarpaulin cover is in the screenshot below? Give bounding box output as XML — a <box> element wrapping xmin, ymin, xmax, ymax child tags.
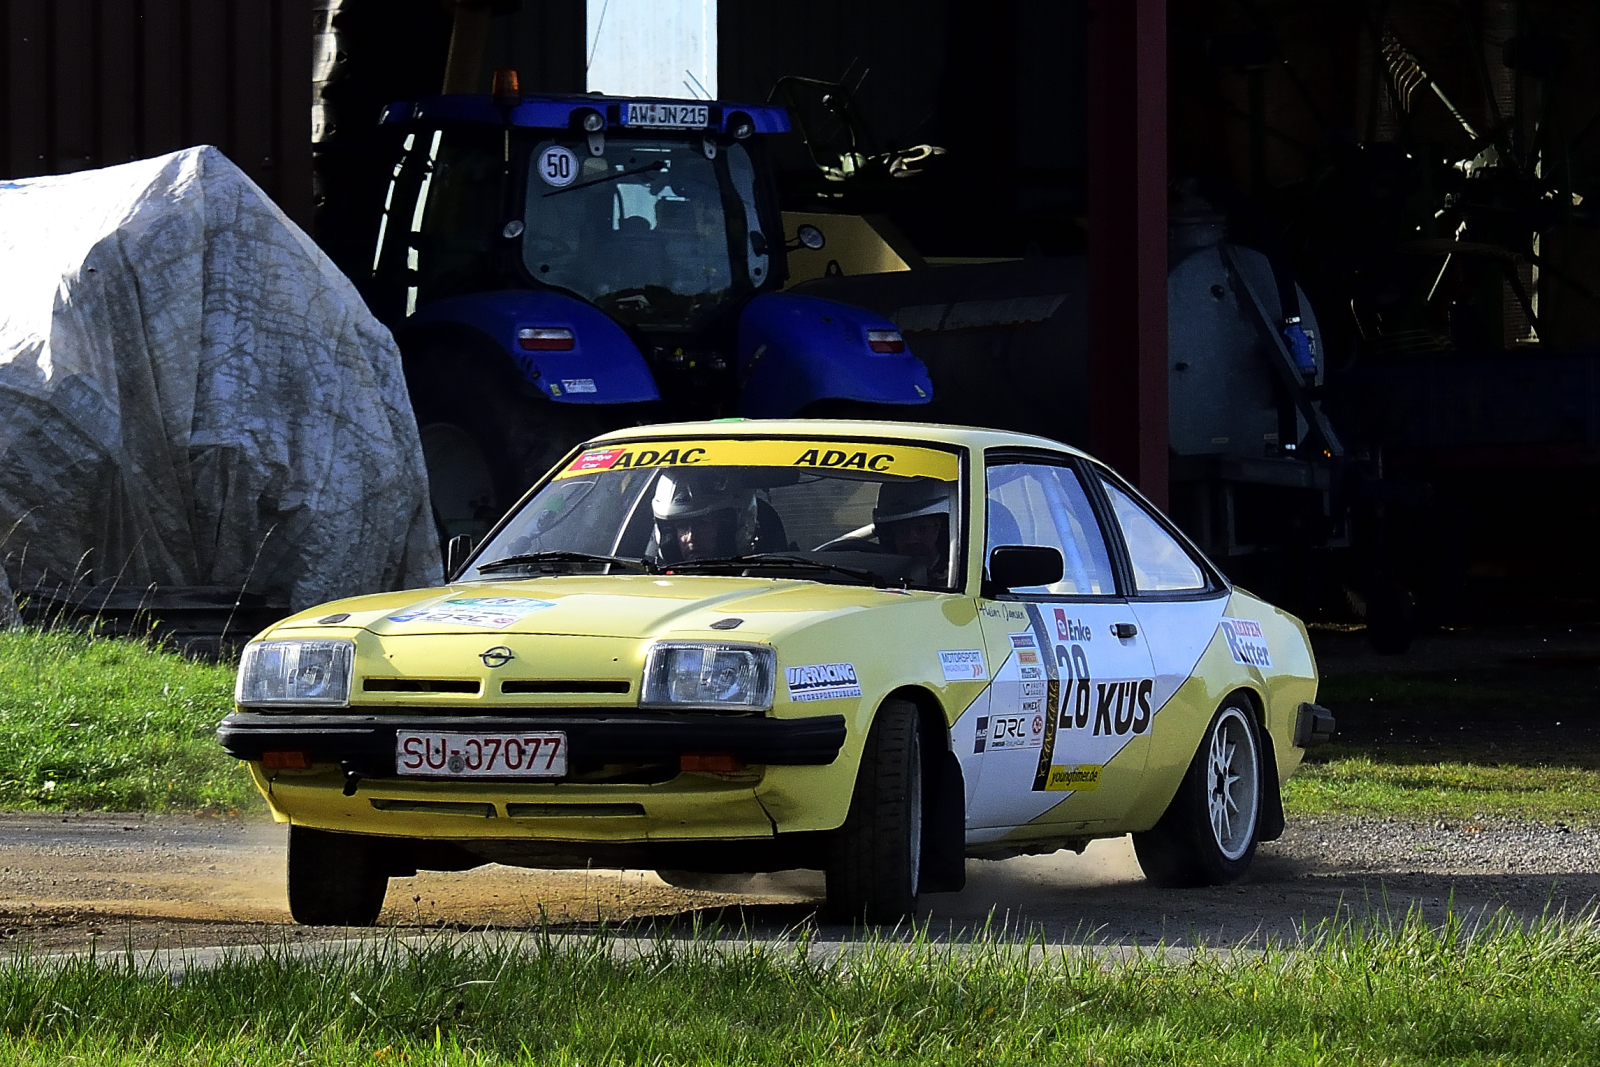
<box><xmin>0</xmin><ymin>146</ymin><xmax>442</xmax><ymax>611</ymax></box>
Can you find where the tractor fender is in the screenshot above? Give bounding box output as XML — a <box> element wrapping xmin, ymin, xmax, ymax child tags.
<box><xmin>735</xmin><ymin>292</ymin><xmax>933</xmax><ymax>418</ymax></box>
<box><xmin>401</xmin><ymin>290</ymin><xmax>659</xmax><ymax>405</ymax></box>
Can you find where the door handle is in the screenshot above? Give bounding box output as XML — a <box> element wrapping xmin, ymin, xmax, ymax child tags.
<box><xmin>1111</xmin><ymin>622</ymin><xmax>1138</xmax><ymax>639</ymax></box>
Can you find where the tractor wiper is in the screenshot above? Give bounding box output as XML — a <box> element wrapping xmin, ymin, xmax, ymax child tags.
<box><xmin>542</xmin><ymin>160</ymin><xmax>667</xmax><ymax>198</ymax></box>
<box><xmin>475</xmin><ymin>551</ymin><xmax>660</xmax><ymax>574</ymax></box>
<box><xmin>664</xmin><ymin>553</ymin><xmax>889</xmax><ymax>586</ymax></box>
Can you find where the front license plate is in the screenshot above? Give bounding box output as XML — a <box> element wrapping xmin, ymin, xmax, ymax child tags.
<box><xmin>395</xmin><ymin>731</ymin><xmax>567</xmax><ymax>778</ymax></box>
<box><xmin>623</xmin><ymin>102</ymin><xmax>708</xmax><ymax>129</ymax></box>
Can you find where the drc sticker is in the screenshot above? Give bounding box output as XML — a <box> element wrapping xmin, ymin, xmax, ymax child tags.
<box><xmin>938</xmin><ymin>649</ymin><xmax>987</xmax><ymax>681</ymax></box>
<box><xmin>1044</xmin><ymin>764</ymin><xmax>1102</xmax><ymax>791</ymax></box>
<box><xmin>986</xmin><ymin>712</ymin><xmax>1045</xmax><ymax>751</ymax></box>
<box><xmin>537</xmin><ymin>145</ymin><xmax>579</xmax><ymax>187</ymax></box>
<box><xmin>785</xmin><ymin>662</ymin><xmax>861</xmax><ymax>702</ymax></box>
<box><xmin>388</xmin><ymin>596</ymin><xmax>555</xmax><ymax>629</ymax></box>
<box><xmin>1220</xmin><ymin>619</ymin><xmax>1272</xmax><ymax>668</ymax></box>
<box><xmin>561</xmin><ymin>378</ymin><xmax>597</xmax><ymax>394</ymax></box>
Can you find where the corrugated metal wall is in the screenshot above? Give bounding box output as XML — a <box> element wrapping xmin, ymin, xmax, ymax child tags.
<box><xmin>0</xmin><ymin>0</ymin><xmax>313</xmax><ymax>226</ymax></box>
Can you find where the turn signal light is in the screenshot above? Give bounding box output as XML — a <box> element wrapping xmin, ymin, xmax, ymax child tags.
<box><xmin>680</xmin><ymin>752</ymin><xmax>746</xmax><ymax>773</ymax></box>
<box><xmin>261</xmin><ymin>750</ymin><xmax>312</xmax><ymax>770</ymax></box>
<box><xmin>866</xmin><ymin>329</ymin><xmax>905</xmax><ymax>353</ymax></box>
<box><xmin>518</xmin><ymin>327</ymin><xmax>575</xmax><ymax>351</ymax></box>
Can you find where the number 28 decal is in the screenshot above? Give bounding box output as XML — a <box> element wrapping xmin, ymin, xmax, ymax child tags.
<box><xmin>538</xmin><ymin>145</ymin><xmax>579</xmax><ymax>188</ymax></box>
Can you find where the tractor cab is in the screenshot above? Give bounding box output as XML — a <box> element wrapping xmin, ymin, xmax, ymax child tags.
<box><xmin>365</xmin><ymin>91</ymin><xmax>931</xmax><ymax>546</ymax></box>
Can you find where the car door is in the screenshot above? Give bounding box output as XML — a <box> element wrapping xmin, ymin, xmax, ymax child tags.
<box><xmin>1093</xmin><ymin>468</ymin><xmax>1233</xmax><ymax>792</ymax></box>
<box><xmin>968</xmin><ymin>455</ymin><xmax>1156</xmax><ymax>834</ymax></box>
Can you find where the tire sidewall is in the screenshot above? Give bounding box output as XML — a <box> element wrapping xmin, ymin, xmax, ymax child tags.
<box><xmin>1186</xmin><ymin>701</ymin><xmax>1264</xmax><ymax>884</ymax></box>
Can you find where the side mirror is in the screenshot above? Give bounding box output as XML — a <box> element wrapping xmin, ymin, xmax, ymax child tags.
<box><xmin>986</xmin><ymin>545</ymin><xmax>1063</xmax><ymax>593</ymax></box>
<box><xmin>446</xmin><ymin>535</ymin><xmax>476</xmax><ymax>579</ymax></box>
<box><xmin>795</xmin><ymin>224</ymin><xmax>825</xmax><ymax>250</ymax></box>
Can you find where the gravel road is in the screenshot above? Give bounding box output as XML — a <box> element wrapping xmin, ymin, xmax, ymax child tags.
<box><xmin>2</xmin><ymin>810</ymin><xmax>1595</xmax><ymax>954</ymax></box>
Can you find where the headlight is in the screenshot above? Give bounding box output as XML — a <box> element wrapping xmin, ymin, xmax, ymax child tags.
<box><xmin>641</xmin><ymin>642</ymin><xmax>775</xmax><ymax>711</ymax></box>
<box><xmin>235</xmin><ymin>639</ymin><xmax>355</xmax><ymax>707</ymax></box>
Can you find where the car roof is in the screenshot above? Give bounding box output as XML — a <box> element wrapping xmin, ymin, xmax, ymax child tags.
<box><xmin>585</xmin><ymin>419</ymin><xmax>1096</xmax><ymax>461</ymax></box>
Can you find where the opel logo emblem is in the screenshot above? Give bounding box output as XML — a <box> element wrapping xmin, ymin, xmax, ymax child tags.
<box><xmin>479</xmin><ymin>646</ymin><xmax>515</xmax><ymax>668</ymax></box>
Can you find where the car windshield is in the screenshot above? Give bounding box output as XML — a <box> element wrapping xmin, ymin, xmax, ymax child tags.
<box><xmin>464</xmin><ymin>438</ymin><xmax>965</xmax><ymax>592</ymax></box>
<box><xmin>522</xmin><ymin>138</ymin><xmax>769</xmax><ymax>332</ymax></box>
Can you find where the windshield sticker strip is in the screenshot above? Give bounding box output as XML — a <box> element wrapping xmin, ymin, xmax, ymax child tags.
<box><xmin>558</xmin><ymin>440</ymin><xmax>959</xmax><ymax>482</ymax></box>
<box><xmin>784</xmin><ymin>662</ymin><xmax>861</xmax><ymax>702</ymax></box>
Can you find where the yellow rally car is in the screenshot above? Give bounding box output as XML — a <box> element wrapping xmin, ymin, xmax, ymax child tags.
<box><xmin>217</xmin><ymin>420</ymin><xmax>1335</xmax><ymax>925</ymax></box>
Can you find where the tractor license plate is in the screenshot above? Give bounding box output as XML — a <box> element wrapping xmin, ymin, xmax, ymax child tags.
<box><xmin>623</xmin><ymin>102</ymin><xmax>708</xmax><ymax>129</ymax></box>
<box><xmin>395</xmin><ymin>731</ymin><xmax>567</xmax><ymax>778</ymax></box>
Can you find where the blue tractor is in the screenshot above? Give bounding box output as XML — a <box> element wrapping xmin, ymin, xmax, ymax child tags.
<box><xmin>363</xmin><ymin>88</ymin><xmax>933</xmax><ymax>546</ymax></box>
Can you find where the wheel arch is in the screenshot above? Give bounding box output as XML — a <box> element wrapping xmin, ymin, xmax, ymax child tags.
<box><xmin>397</xmin><ymin>321</ymin><xmax>534</xmax><ymax>392</ymax></box>
<box><xmin>1219</xmin><ymin>683</ymin><xmax>1286</xmax><ymax>842</ymax></box>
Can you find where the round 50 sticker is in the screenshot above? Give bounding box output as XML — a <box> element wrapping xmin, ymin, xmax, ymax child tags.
<box><xmin>537</xmin><ymin>145</ymin><xmax>579</xmax><ymax>188</ymax></box>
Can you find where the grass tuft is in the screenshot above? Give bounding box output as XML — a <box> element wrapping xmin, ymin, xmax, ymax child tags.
<box><xmin>0</xmin><ymin>630</ymin><xmax>253</xmax><ymax>813</ymax></box>
<box><xmin>2</xmin><ymin>911</ymin><xmax>1600</xmax><ymax>1064</ymax></box>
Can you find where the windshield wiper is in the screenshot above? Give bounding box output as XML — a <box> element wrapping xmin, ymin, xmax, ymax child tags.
<box><xmin>475</xmin><ymin>551</ymin><xmax>660</xmax><ymax>575</ymax></box>
<box><xmin>542</xmin><ymin>160</ymin><xmax>667</xmax><ymax>198</ymax></box>
<box><xmin>665</xmin><ymin>553</ymin><xmax>890</xmax><ymax>586</ymax></box>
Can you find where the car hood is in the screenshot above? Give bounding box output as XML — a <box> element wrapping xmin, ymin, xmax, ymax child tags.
<box><xmin>268</xmin><ymin>575</ymin><xmax>931</xmax><ymax>641</ymax></box>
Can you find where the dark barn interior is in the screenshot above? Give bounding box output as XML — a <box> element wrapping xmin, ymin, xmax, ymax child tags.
<box><xmin>5</xmin><ymin>0</ymin><xmax>1600</xmax><ymax>645</ymax></box>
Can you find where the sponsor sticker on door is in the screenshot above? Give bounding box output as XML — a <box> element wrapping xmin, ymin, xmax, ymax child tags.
<box><xmin>938</xmin><ymin>649</ymin><xmax>987</xmax><ymax>680</ymax></box>
<box><xmin>1044</xmin><ymin>764</ymin><xmax>1102</xmax><ymax>791</ymax></box>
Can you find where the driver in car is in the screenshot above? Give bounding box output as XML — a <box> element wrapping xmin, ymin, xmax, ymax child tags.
<box><xmin>652</xmin><ymin>471</ymin><xmax>759</xmax><ymax>562</ymax></box>
<box><xmin>873</xmin><ymin>478</ymin><xmax>953</xmax><ymax>586</ymax></box>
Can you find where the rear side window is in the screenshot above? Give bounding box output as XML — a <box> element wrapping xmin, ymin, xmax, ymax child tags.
<box><xmin>1100</xmin><ymin>479</ymin><xmax>1208</xmax><ymax>593</ymax></box>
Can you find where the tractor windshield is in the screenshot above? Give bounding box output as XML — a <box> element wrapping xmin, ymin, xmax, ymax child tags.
<box><xmin>521</xmin><ymin>138</ymin><xmax>770</xmax><ymax>332</ymax></box>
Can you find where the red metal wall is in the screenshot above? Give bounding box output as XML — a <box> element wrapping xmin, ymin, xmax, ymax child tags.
<box><xmin>0</xmin><ymin>0</ymin><xmax>312</xmax><ymax>227</ymax></box>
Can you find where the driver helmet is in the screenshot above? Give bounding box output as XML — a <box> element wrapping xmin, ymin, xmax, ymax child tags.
<box><xmin>651</xmin><ymin>470</ymin><xmax>758</xmax><ymax>559</ymax></box>
<box><xmin>873</xmin><ymin>478</ymin><xmax>953</xmax><ymax>528</ymax></box>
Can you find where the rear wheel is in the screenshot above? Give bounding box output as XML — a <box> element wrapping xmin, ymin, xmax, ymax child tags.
<box><xmin>1132</xmin><ymin>702</ymin><xmax>1263</xmax><ymax>887</ymax></box>
<box><xmin>287</xmin><ymin>826</ymin><xmax>389</xmax><ymax>926</ymax></box>
<box><xmin>824</xmin><ymin>698</ymin><xmax>924</xmax><ymax>923</ymax></box>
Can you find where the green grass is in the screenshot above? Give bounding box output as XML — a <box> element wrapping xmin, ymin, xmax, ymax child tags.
<box><xmin>1284</xmin><ymin>749</ymin><xmax>1600</xmax><ymax>823</ymax></box>
<box><xmin>0</xmin><ymin>630</ymin><xmax>254</xmax><ymax>813</ymax></box>
<box><xmin>3</xmin><ymin>913</ymin><xmax>1599</xmax><ymax>1064</ymax></box>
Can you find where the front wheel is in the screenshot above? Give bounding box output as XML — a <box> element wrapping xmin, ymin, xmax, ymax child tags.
<box><xmin>823</xmin><ymin>698</ymin><xmax>924</xmax><ymax>923</ymax></box>
<box><xmin>1132</xmin><ymin>702</ymin><xmax>1263</xmax><ymax>887</ymax></box>
<box><xmin>287</xmin><ymin>826</ymin><xmax>389</xmax><ymax>926</ymax></box>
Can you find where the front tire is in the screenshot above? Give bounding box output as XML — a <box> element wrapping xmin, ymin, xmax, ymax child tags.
<box><xmin>287</xmin><ymin>826</ymin><xmax>389</xmax><ymax>926</ymax></box>
<box><xmin>1132</xmin><ymin>702</ymin><xmax>1264</xmax><ymax>887</ymax></box>
<box><xmin>824</xmin><ymin>698</ymin><xmax>924</xmax><ymax>923</ymax></box>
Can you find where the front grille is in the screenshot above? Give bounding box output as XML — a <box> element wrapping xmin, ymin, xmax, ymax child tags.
<box><xmin>500</xmin><ymin>680</ymin><xmax>631</xmax><ymax>695</ymax></box>
<box><xmin>363</xmin><ymin>678</ymin><xmax>481</xmax><ymax>694</ymax></box>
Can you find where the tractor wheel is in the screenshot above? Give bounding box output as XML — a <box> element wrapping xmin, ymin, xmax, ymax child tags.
<box><xmin>405</xmin><ymin>345</ymin><xmax>623</xmax><ymax>551</ymax></box>
<box><xmin>1132</xmin><ymin>702</ymin><xmax>1263</xmax><ymax>888</ymax></box>
<box><xmin>287</xmin><ymin>826</ymin><xmax>389</xmax><ymax>926</ymax></box>
<box><xmin>823</xmin><ymin>697</ymin><xmax>924</xmax><ymax>923</ymax></box>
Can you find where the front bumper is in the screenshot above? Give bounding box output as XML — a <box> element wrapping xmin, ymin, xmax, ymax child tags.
<box><xmin>217</xmin><ymin>709</ymin><xmax>847</xmax><ymax>773</ymax></box>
